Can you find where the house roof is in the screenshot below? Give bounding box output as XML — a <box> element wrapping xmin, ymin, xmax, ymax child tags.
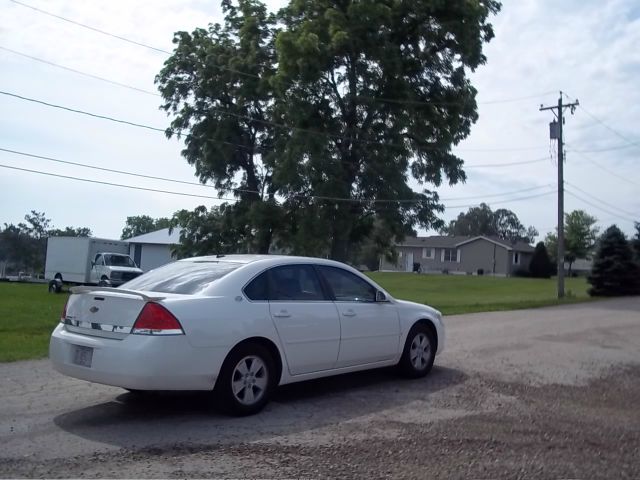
<box><xmin>125</xmin><ymin>227</ymin><xmax>181</xmax><ymax>245</ymax></box>
<box><xmin>398</xmin><ymin>235</ymin><xmax>534</xmax><ymax>252</ymax></box>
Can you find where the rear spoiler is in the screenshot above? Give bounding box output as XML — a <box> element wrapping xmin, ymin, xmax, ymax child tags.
<box><xmin>69</xmin><ymin>286</ymin><xmax>165</xmax><ymax>302</ymax></box>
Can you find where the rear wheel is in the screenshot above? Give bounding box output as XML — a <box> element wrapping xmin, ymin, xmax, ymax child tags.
<box><xmin>397</xmin><ymin>324</ymin><xmax>436</xmax><ymax>378</ymax></box>
<box><xmin>215</xmin><ymin>343</ymin><xmax>275</xmax><ymax>416</ymax></box>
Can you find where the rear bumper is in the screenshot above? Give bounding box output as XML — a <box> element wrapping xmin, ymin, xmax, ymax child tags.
<box><xmin>49</xmin><ymin>324</ymin><xmax>227</xmax><ymax>391</ymax></box>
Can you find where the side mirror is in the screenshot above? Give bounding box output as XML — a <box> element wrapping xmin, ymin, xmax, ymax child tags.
<box><xmin>91</xmin><ymin>261</ymin><xmax>95</xmax><ymax>268</ymax></box>
<box><xmin>375</xmin><ymin>291</ymin><xmax>388</xmax><ymax>302</ymax></box>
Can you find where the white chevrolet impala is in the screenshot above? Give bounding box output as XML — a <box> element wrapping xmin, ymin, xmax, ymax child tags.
<box><xmin>50</xmin><ymin>255</ymin><xmax>445</xmax><ymax>415</ymax></box>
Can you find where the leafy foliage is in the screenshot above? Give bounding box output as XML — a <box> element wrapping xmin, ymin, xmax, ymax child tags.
<box><xmin>529</xmin><ymin>241</ymin><xmax>554</xmax><ymax>278</ymax></box>
<box><xmin>544</xmin><ymin>210</ymin><xmax>599</xmax><ymax>274</ymax></box>
<box><xmin>273</xmin><ymin>0</ymin><xmax>500</xmax><ymax>260</ymax></box>
<box><xmin>587</xmin><ymin>225</ymin><xmax>640</xmax><ymax>297</ymax></box>
<box><xmin>632</xmin><ymin>222</ymin><xmax>640</xmax><ymax>262</ymax></box>
<box><xmin>564</xmin><ymin>210</ymin><xmax>598</xmax><ymax>275</ymax></box>
<box><xmin>156</xmin><ymin>0</ymin><xmax>280</xmax><ymax>254</ymax></box>
<box><xmin>442</xmin><ymin>203</ymin><xmax>537</xmax><ymax>243</ymax></box>
<box><xmin>157</xmin><ymin>0</ymin><xmax>501</xmax><ymax>260</ymax></box>
<box><xmin>121</xmin><ymin>215</ymin><xmax>171</xmax><ymax>239</ymax></box>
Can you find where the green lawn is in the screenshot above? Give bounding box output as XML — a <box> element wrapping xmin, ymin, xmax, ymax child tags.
<box><xmin>0</xmin><ymin>275</ymin><xmax>592</xmax><ymax>362</ymax></box>
<box><xmin>0</xmin><ymin>282</ymin><xmax>68</xmax><ymax>362</ymax></box>
<box><xmin>368</xmin><ymin>272</ymin><xmax>591</xmax><ymax>315</ymax></box>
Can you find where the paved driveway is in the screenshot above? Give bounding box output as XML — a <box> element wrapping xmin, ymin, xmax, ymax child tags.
<box><xmin>1</xmin><ymin>297</ymin><xmax>639</xmax><ymax>478</ymax></box>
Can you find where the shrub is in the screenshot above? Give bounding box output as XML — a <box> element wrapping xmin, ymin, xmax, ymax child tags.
<box><xmin>529</xmin><ymin>242</ymin><xmax>554</xmax><ymax>278</ymax></box>
<box><xmin>588</xmin><ymin>225</ymin><xmax>640</xmax><ymax>296</ymax></box>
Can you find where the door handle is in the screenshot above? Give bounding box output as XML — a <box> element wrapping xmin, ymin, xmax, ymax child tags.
<box><xmin>342</xmin><ymin>309</ymin><xmax>356</xmax><ymax>317</ymax></box>
<box><xmin>272</xmin><ymin>310</ymin><xmax>291</xmax><ymax>318</ymax></box>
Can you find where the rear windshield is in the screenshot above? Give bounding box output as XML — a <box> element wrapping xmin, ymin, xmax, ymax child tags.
<box><xmin>120</xmin><ymin>261</ymin><xmax>241</xmax><ymax>294</ymax></box>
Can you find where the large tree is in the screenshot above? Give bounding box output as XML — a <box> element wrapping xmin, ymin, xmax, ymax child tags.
<box><xmin>442</xmin><ymin>203</ymin><xmax>537</xmax><ymax>243</ymax></box>
<box><xmin>156</xmin><ymin>0</ymin><xmax>282</xmax><ymax>254</ymax></box>
<box><xmin>588</xmin><ymin>225</ymin><xmax>640</xmax><ymax>297</ymax></box>
<box><xmin>273</xmin><ymin>0</ymin><xmax>500</xmax><ymax>260</ymax></box>
<box><xmin>158</xmin><ymin>0</ymin><xmax>501</xmax><ymax>261</ymax></box>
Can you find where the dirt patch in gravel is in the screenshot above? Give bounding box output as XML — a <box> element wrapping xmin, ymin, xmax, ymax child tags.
<box><xmin>3</xmin><ymin>366</ymin><xmax>639</xmax><ymax>479</ymax></box>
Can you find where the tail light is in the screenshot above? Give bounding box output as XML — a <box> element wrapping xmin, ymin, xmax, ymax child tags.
<box><xmin>132</xmin><ymin>303</ymin><xmax>184</xmax><ymax>335</ymax></box>
<box><xmin>60</xmin><ymin>298</ymin><xmax>69</xmax><ymax>323</ymax></box>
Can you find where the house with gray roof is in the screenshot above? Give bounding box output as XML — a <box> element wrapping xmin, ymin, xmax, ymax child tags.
<box><xmin>125</xmin><ymin>227</ymin><xmax>181</xmax><ymax>272</ymax></box>
<box><xmin>379</xmin><ymin>235</ymin><xmax>535</xmax><ymax>276</ymax></box>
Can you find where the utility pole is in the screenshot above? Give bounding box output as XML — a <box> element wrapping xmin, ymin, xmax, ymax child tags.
<box><xmin>540</xmin><ymin>91</ymin><xmax>579</xmax><ymax>298</ymax></box>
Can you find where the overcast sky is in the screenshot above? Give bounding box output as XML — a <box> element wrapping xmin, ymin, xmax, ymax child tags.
<box><xmin>1</xmin><ymin>0</ymin><xmax>638</xmax><ymax>241</ymax></box>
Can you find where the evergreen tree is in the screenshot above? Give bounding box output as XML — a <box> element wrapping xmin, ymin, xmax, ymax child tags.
<box><xmin>588</xmin><ymin>225</ymin><xmax>640</xmax><ymax>297</ymax></box>
<box><xmin>529</xmin><ymin>242</ymin><xmax>554</xmax><ymax>278</ymax></box>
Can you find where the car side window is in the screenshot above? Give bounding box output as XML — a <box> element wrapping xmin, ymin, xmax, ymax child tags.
<box><xmin>94</xmin><ymin>254</ymin><xmax>103</xmax><ymax>266</ymax></box>
<box><xmin>317</xmin><ymin>266</ymin><xmax>376</xmax><ymax>302</ymax></box>
<box><xmin>244</xmin><ymin>272</ymin><xmax>269</xmax><ymax>301</ymax></box>
<box><xmin>269</xmin><ymin>265</ymin><xmax>326</xmax><ymax>301</ymax></box>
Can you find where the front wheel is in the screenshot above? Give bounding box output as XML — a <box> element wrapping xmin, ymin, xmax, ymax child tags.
<box><xmin>214</xmin><ymin>343</ymin><xmax>275</xmax><ymax>416</ymax></box>
<box><xmin>397</xmin><ymin>324</ymin><xmax>436</xmax><ymax>378</ymax></box>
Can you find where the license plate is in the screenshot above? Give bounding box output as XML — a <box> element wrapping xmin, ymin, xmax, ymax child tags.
<box><xmin>72</xmin><ymin>345</ymin><xmax>93</xmax><ymax>368</ymax></box>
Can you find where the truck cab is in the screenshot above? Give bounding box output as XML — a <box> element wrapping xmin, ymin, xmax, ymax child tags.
<box><xmin>90</xmin><ymin>253</ymin><xmax>144</xmax><ymax>287</ymax></box>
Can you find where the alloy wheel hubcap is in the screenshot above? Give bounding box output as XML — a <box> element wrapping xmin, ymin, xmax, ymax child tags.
<box><xmin>410</xmin><ymin>333</ymin><xmax>431</xmax><ymax>370</ymax></box>
<box><xmin>231</xmin><ymin>355</ymin><xmax>268</xmax><ymax>406</ymax></box>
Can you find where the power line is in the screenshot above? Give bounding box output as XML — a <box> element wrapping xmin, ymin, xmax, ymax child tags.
<box><xmin>0</xmin><ymin>163</ymin><xmax>237</xmax><ymax>202</ymax></box>
<box><xmin>9</xmin><ymin>0</ymin><xmax>170</xmax><ymax>54</ymax></box>
<box><xmin>10</xmin><ymin>0</ymin><xmax>561</xmax><ymax>109</ymax></box>
<box><xmin>440</xmin><ymin>184</ymin><xmax>554</xmax><ymax>201</ymax></box>
<box><xmin>0</xmin><ymin>90</ymin><xmax>165</xmax><ymax>133</ymax></box>
<box><xmin>464</xmin><ymin>157</ymin><xmax>550</xmax><ymax>168</ymax></box>
<box><xmin>0</xmin><ymin>146</ymin><xmax>556</xmax><ymax>204</ymax></box>
<box><xmin>564</xmin><ymin>181</ymin><xmax>637</xmax><ymax>219</ymax></box>
<box><xmin>443</xmin><ymin>190</ymin><xmax>557</xmax><ymax>210</ymax></box>
<box><xmin>359</xmin><ymin>91</ymin><xmax>557</xmax><ymax>107</ymax></box>
<box><xmin>564</xmin><ymin>92</ymin><xmax>640</xmax><ymax>148</ymax></box>
<box><xmin>566</xmin><ymin>146</ymin><xmax>640</xmax><ymax>188</ymax></box>
<box><xmin>0</xmin><ymin>45</ymin><xmax>159</xmax><ymax>97</ymax></box>
<box><xmin>564</xmin><ymin>188</ymin><xmax>635</xmax><ymax>223</ymax></box>
<box><xmin>0</xmin><ymin>89</ymin><xmax>550</xmax><ymax>153</ymax></box>
<box><xmin>0</xmin><ymin>146</ymin><xmax>211</xmax><ymax>189</ymax></box>
<box><xmin>569</xmin><ymin>144</ymin><xmax>636</xmax><ymax>153</ymax></box>
<box><xmin>0</xmin><ymin>156</ymin><xmax>557</xmax><ymax>208</ymax></box>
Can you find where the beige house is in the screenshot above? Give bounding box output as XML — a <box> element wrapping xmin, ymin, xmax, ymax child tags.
<box><xmin>379</xmin><ymin>235</ymin><xmax>535</xmax><ymax>276</ymax></box>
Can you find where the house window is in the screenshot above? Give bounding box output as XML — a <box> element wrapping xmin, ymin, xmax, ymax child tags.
<box><xmin>422</xmin><ymin>247</ymin><xmax>434</xmax><ymax>259</ymax></box>
<box><xmin>442</xmin><ymin>248</ymin><xmax>458</xmax><ymax>262</ymax></box>
<box><xmin>514</xmin><ymin>252</ymin><xmax>520</xmax><ymax>265</ymax></box>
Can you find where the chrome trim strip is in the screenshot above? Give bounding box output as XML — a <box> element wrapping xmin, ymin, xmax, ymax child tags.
<box><xmin>63</xmin><ymin>318</ymin><xmax>133</xmax><ymax>334</ymax></box>
<box><xmin>131</xmin><ymin>328</ymin><xmax>184</xmax><ymax>336</ymax></box>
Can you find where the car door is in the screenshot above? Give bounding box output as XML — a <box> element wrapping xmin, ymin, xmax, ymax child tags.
<box><xmin>266</xmin><ymin>264</ymin><xmax>341</xmax><ymax>376</ymax></box>
<box><xmin>316</xmin><ymin>265</ymin><xmax>400</xmax><ymax>368</ymax></box>
<box><xmin>90</xmin><ymin>254</ymin><xmax>103</xmax><ymax>284</ymax></box>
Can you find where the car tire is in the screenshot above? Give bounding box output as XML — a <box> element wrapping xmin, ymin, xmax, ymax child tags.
<box><xmin>214</xmin><ymin>343</ymin><xmax>275</xmax><ymax>416</ymax></box>
<box><xmin>397</xmin><ymin>323</ymin><xmax>436</xmax><ymax>378</ymax></box>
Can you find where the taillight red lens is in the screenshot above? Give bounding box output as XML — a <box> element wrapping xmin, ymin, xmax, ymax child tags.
<box><xmin>60</xmin><ymin>298</ymin><xmax>69</xmax><ymax>323</ymax></box>
<box><xmin>132</xmin><ymin>303</ymin><xmax>184</xmax><ymax>335</ymax></box>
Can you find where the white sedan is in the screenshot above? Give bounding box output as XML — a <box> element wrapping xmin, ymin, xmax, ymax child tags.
<box><xmin>50</xmin><ymin>255</ymin><xmax>445</xmax><ymax>415</ymax></box>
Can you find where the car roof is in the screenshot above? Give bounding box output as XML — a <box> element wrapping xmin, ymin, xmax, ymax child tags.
<box><xmin>178</xmin><ymin>254</ymin><xmax>351</xmax><ymax>268</ymax></box>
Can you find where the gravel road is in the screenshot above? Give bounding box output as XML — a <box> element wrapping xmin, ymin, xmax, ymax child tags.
<box><xmin>1</xmin><ymin>297</ymin><xmax>639</xmax><ymax>478</ymax></box>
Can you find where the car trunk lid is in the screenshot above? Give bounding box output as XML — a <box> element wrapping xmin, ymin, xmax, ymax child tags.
<box><xmin>62</xmin><ymin>287</ymin><xmax>169</xmax><ymax>339</ymax></box>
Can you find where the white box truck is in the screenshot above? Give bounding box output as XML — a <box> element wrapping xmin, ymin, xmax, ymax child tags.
<box><xmin>45</xmin><ymin>237</ymin><xmax>143</xmax><ymax>293</ymax></box>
